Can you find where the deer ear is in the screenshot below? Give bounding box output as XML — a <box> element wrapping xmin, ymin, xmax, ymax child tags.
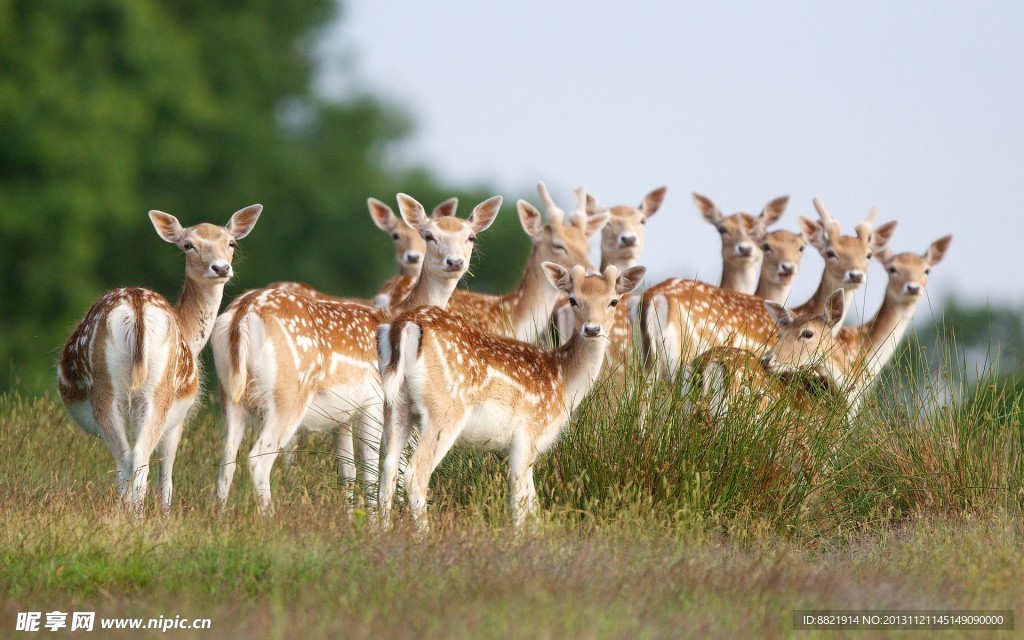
<box><xmin>870</xmin><ymin>220</ymin><xmax>899</xmax><ymax>254</ymax></box>
<box><xmin>823</xmin><ymin>288</ymin><xmax>846</xmax><ymax>329</ymax></box>
<box><xmin>226</xmin><ymin>204</ymin><xmax>263</xmax><ymax>240</ymax></box>
<box><xmin>149</xmin><ymin>211</ymin><xmax>184</xmax><ymax>244</ymax></box>
<box><xmin>799</xmin><ymin>217</ymin><xmax>828</xmax><ymax>252</ymax></box>
<box><xmin>615</xmin><ymin>266</ymin><xmax>646</xmax><ymax>295</ymax></box>
<box><xmin>925</xmin><ymin>234</ymin><xmax>952</xmax><ymax>266</ymax></box>
<box><xmin>759</xmin><ymin>195</ymin><xmax>789</xmax><ymax>227</ymax></box>
<box><xmin>468</xmin><ymin>195</ymin><xmax>502</xmax><ymax>234</ymax></box>
<box><xmin>431</xmin><ymin>197</ymin><xmax>458</xmax><ymax>218</ymax></box>
<box><xmin>368</xmin><ymin>198</ymin><xmax>399</xmax><ymax>232</ymax></box>
<box><xmin>641</xmin><ymin>186</ymin><xmax>668</xmax><ymax>218</ymax></box>
<box><xmin>584</xmin><ymin>210</ymin><xmax>610</xmax><ymax>238</ymax></box>
<box><xmin>693</xmin><ymin>192</ymin><xmax>722</xmax><ymax>224</ymax></box>
<box><xmin>541</xmin><ymin>261</ymin><xmax>573</xmax><ymax>293</ymax></box>
<box><xmin>764</xmin><ymin>300</ymin><xmax>796</xmax><ymax>328</ymax></box>
<box><xmin>517</xmin><ymin>200</ymin><xmax>545</xmax><ymax>240</ymax></box>
<box><xmin>397</xmin><ymin>193</ymin><xmax>430</xmax><ymax>232</ymax></box>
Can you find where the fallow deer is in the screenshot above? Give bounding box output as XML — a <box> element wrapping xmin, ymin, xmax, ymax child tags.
<box><xmin>447</xmin><ymin>183</ymin><xmax>607</xmax><ymax>342</ymax></box>
<box><xmin>211</xmin><ymin>194</ymin><xmax>501</xmax><ymax>513</ymax></box>
<box><xmin>268</xmin><ymin>197</ymin><xmax>458</xmax><ymax>307</ymax></box>
<box><xmin>695</xmin><ymin>193</ymin><xmax>789</xmax><ymax>295</ymax></box>
<box><xmin>377</xmin><ymin>262</ymin><xmax>646</xmax><ymax>529</ymax></box>
<box><xmin>642</xmin><ymin>198</ymin><xmax>898</xmax><ymax>383</ymax></box>
<box><xmin>58</xmin><ymin>205</ymin><xmax>263</xmax><ymax>515</ymax></box>
<box><xmin>753</xmin><ymin>228</ymin><xmax>808</xmax><ymax>304</ymax></box>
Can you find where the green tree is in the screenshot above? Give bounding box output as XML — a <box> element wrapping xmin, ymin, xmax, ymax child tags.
<box><xmin>0</xmin><ymin>0</ymin><xmax>529</xmax><ymax>393</ymax></box>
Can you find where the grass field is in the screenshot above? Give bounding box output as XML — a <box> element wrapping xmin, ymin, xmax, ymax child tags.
<box><xmin>1</xmin><ymin>354</ymin><xmax>1022</xmax><ymax>639</ymax></box>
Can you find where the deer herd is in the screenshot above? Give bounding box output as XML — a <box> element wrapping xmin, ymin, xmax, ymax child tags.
<box><xmin>57</xmin><ymin>185</ymin><xmax>952</xmax><ymax>527</ymax></box>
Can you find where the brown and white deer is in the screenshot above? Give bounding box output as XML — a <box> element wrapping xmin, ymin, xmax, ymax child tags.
<box><xmin>447</xmin><ymin>183</ymin><xmax>607</xmax><ymax>342</ymax></box>
<box><xmin>269</xmin><ymin>197</ymin><xmax>458</xmax><ymax>307</ymax></box>
<box><xmin>692</xmin><ymin>289</ymin><xmax>849</xmax><ymax>423</ymax></box>
<box><xmin>642</xmin><ymin>198</ymin><xmax>898</xmax><ymax>383</ymax></box>
<box><xmin>58</xmin><ymin>205</ymin><xmax>263</xmax><ymax>515</ymax></box>
<box><xmin>376</xmin><ymin>262</ymin><xmax>646</xmax><ymax>529</ymax></box>
<box><xmin>695</xmin><ymin>193</ymin><xmax>790</xmax><ymax>295</ymax></box>
<box><xmin>552</xmin><ymin>187</ymin><xmax>667</xmax><ymax>370</ymax></box>
<box><xmin>211</xmin><ymin>194</ymin><xmax>501</xmax><ymax>513</ymax></box>
<box><xmin>694</xmin><ymin>233</ymin><xmax>953</xmax><ymax>420</ymax></box>
<box><xmin>753</xmin><ymin>228</ymin><xmax>809</xmax><ymax>304</ymax></box>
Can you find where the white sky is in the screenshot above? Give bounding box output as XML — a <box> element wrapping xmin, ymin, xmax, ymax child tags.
<box><xmin>318</xmin><ymin>1</ymin><xmax>1024</xmax><ymax>324</ymax></box>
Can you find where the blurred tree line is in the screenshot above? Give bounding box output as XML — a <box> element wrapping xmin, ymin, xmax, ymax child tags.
<box><xmin>0</xmin><ymin>0</ymin><xmax>529</xmax><ymax>393</ymax></box>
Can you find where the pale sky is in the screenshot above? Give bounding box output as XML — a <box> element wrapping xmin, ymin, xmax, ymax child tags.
<box><xmin>318</xmin><ymin>1</ymin><xmax>1024</xmax><ymax>325</ymax></box>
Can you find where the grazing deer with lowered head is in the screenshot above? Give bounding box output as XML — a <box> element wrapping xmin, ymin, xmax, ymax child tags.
<box><xmin>642</xmin><ymin>198</ymin><xmax>898</xmax><ymax>383</ymax></box>
<box><xmin>211</xmin><ymin>194</ymin><xmax>500</xmax><ymax>513</ymax></box>
<box><xmin>269</xmin><ymin>197</ymin><xmax>458</xmax><ymax>307</ymax></box>
<box><xmin>58</xmin><ymin>205</ymin><xmax>262</xmax><ymax>515</ymax></box>
<box><xmin>695</xmin><ymin>193</ymin><xmax>789</xmax><ymax>295</ymax></box>
<box><xmin>377</xmin><ymin>262</ymin><xmax>646</xmax><ymax>529</ymax></box>
<box><xmin>447</xmin><ymin>183</ymin><xmax>607</xmax><ymax>342</ymax></box>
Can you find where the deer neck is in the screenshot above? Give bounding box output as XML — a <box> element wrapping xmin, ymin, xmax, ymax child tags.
<box><xmin>862</xmin><ymin>294</ymin><xmax>918</xmax><ymax>379</ymax></box>
<box><xmin>507</xmin><ymin>253</ymin><xmax>564</xmax><ymax>342</ymax></box>
<box><xmin>792</xmin><ymin>273</ymin><xmax>854</xmax><ymax>325</ymax></box>
<box><xmin>754</xmin><ymin>273</ymin><xmax>791</xmax><ymax>304</ymax></box>
<box><xmin>600</xmin><ymin>254</ymin><xmax>638</xmax><ymax>271</ymax></box>
<box><xmin>395</xmin><ymin>269</ymin><xmax>460</xmax><ymax>312</ymax></box>
<box><xmin>175</xmin><ymin>277</ymin><xmax>226</xmax><ymax>355</ymax></box>
<box><xmin>719</xmin><ymin>263</ymin><xmax>758</xmax><ymax>296</ymax></box>
<box><xmin>555</xmin><ymin>330</ymin><xmax>610</xmax><ymax>412</ymax></box>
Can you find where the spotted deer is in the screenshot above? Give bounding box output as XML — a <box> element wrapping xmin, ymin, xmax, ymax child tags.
<box><xmin>376</xmin><ymin>262</ymin><xmax>646</xmax><ymax>529</ymax></box>
<box><xmin>692</xmin><ymin>288</ymin><xmax>849</xmax><ymax>423</ymax></box>
<box><xmin>553</xmin><ymin>187</ymin><xmax>667</xmax><ymax>371</ymax></box>
<box><xmin>211</xmin><ymin>194</ymin><xmax>501</xmax><ymax>513</ymax></box>
<box><xmin>447</xmin><ymin>183</ymin><xmax>607</xmax><ymax>342</ymax></box>
<box><xmin>695</xmin><ymin>193</ymin><xmax>790</xmax><ymax>295</ymax></box>
<box><xmin>58</xmin><ymin>205</ymin><xmax>263</xmax><ymax>515</ymax></box>
<box><xmin>269</xmin><ymin>197</ymin><xmax>458</xmax><ymax>306</ymax></box>
<box><xmin>642</xmin><ymin>198</ymin><xmax>898</xmax><ymax>383</ymax></box>
<box><xmin>753</xmin><ymin>228</ymin><xmax>809</xmax><ymax>304</ymax></box>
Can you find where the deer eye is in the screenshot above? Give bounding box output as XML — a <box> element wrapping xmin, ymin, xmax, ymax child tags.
<box><xmin>183</xmin><ymin>241</ymin><xmax>194</xmax><ymax>251</ymax></box>
<box><xmin>888</xmin><ymin>266</ymin><xmax>898</xmax><ymax>274</ymax></box>
<box><xmin>801</xmin><ymin>330</ymin><xmax>814</xmax><ymax>339</ymax></box>
<box><xmin>424</xmin><ymin>233</ymin><xmax>435</xmax><ymax>243</ymax></box>
<box><xmin>761</xmin><ymin>243</ymin><xmax>771</xmax><ymax>252</ymax></box>
<box><xmin>799</xmin><ymin>245</ymin><xmax>805</xmax><ymax>252</ymax></box>
<box><xmin>826</xmin><ymin>249</ymin><xmax>837</xmax><ymax>259</ymax></box>
<box><xmin>610</xmin><ymin>299</ymin><xmax>619</xmax><ymax>308</ymax></box>
<box><xmin>569</xmin><ymin>297</ymin><xmax>578</xmax><ymax>307</ymax></box>
<box><xmin>552</xmin><ymin>243</ymin><xmax>568</xmax><ymax>254</ymax></box>
<box><xmin>866</xmin><ymin>252</ymin><xmax>873</xmax><ymax>259</ymax></box>
<box><xmin>392</xmin><ymin>232</ymin><xmax>400</xmax><ymax>240</ymax></box>
<box><xmin>924</xmin><ymin>268</ymin><xmax>931</xmax><ymax>275</ymax></box>
<box><xmin>717</xmin><ymin>226</ymin><xmax>726</xmax><ymax>235</ymax></box>
<box><xmin>229</xmin><ymin>239</ymin><xmax>237</xmax><ymax>249</ymax></box>
<box><xmin>468</xmin><ymin>235</ymin><xmax>476</xmax><ymax>243</ymax></box>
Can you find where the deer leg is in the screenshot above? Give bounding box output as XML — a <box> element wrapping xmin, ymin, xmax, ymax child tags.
<box><xmin>156</xmin><ymin>399</ymin><xmax>191</xmax><ymax>515</ymax></box>
<box><xmin>216</xmin><ymin>392</ymin><xmax>249</xmax><ymax>511</ymax></box>
<box><xmin>247</xmin><ymin>406</ymin><xmax>304</xmax><ymax>516</ymax></box>
<box><xmin>377</xmin><ymin>401</ymin><xmax>412</xmax><ymax>522</ymax></box>
<box><xmin>404</xmin><ymin>408</ymin><xmax>466</xmax><ymax>532</ymax></box>
<box><xmin>509</xmin><ymin>433</ymin><xmax>540</xmax><ymax>528</ymax></box>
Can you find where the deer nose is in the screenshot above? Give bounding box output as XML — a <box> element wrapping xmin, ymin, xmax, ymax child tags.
<box><xmin>846</xmin><ymin>270</ymin><xmax>865</xmax><ymax>284</ymax></box>
<box><xmin>582</xmin><ymin>323</ymin><xmax>602</xmax><ymax>337</ymax></box>
<box><xmin>779</xmin><ymin>262</ymin><xmax>796</xmax><ymax>276</ymax></box>
<box><xmin>905</xmin><ymin>283</ymin><xmax>922</xmax><ymax>295</ymax></box>
<box><xmin>211</xmin><ymin>262</ymin><xmax>232</xmax><ymax>278</ymax></box>
<box><xmin>760</xmin><ymin>353</ymin><xmax>775</xmax><ymax>369</ymax></box>
<box><xmin>618</xmin><ymin>234</ymin><xmax>638</xmax><ymax>248</ymax></box>
<box><xmin>404</xmin><ymin>251</ymin><xmax>422</xmax><ymax>265</ymax></box>
<box><xmin>444</xmin><ymin>257</ymin><xmax>465</xmax><ymax>272</ymax></box>
<box><xmin>736</xmin><ymin>243</ymin><xmax>754</xmax><ymax>258</ymax></box>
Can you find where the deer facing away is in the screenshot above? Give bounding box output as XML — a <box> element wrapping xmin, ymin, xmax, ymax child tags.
<box><xmin>58</xmin><ymin>205</ymin><xmax>262</xmax><ymax>515</ymax></box>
